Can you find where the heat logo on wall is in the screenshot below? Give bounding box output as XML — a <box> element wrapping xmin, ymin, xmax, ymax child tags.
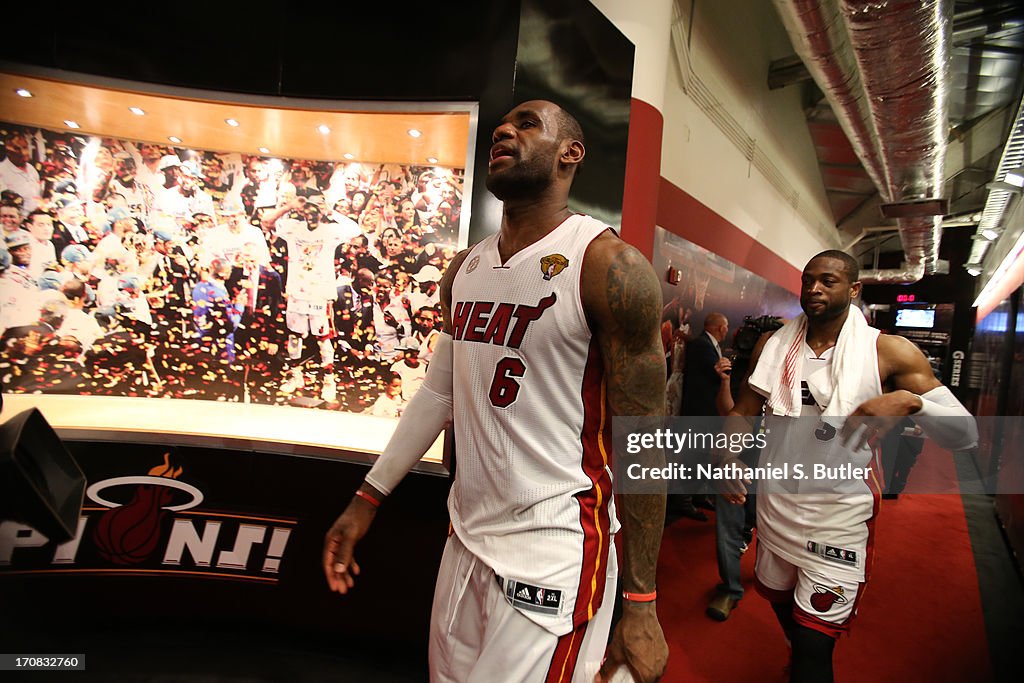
<box><xmin>0</xmin><ymin>455</ymin><xmax>296</xmax><ymax>584</ymax></box>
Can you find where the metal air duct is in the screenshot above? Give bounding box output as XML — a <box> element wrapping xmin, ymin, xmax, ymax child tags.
<box><xmin>772</xmin><ymin>0</ymin><xmax>952</xmax><ymax>283</ymax></box>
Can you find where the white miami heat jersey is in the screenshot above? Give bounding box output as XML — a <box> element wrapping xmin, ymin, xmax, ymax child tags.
<box><xmin>756</xmin><ymin>336</ymin><xmax>884</xmax><ymax>580</ymax></box>
<box><xmin>449</xmin><ymin>213</ymin><xmax>617</xmax><ymax>635</ymax></box>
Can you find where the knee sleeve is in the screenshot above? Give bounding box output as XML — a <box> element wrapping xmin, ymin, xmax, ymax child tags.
<box><xmin>790</xmin><ymin>625</ymin><xmax>836</xmax><ymax>683</ymax></box>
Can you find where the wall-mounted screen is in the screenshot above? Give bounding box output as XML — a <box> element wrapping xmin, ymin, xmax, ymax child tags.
<box><xmin>0</xmin><ymin>71</ymin><xmax>477</xmax><ymax>465</ymax></box>
<box><xmin>895</xmin><ymin>308</ymin><xmax>936</xmax><ymax>329</ymax></box>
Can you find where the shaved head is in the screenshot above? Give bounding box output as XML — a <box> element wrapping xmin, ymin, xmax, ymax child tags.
<box><xmin>809</xmin><ymin>250</ymin><xmax>860</xmax><ymax>284</ymax></box>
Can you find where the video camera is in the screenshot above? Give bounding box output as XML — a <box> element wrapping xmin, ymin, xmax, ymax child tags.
<box><xmin>733</xmin><ymin>315</ymin><xmax>785</xmax><ymax>357</ymax></box>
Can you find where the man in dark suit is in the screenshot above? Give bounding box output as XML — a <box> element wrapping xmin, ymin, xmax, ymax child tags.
<box><xmin>681</xmin><ymin>312</ymin><xmax>729</xmax><ymax>415</ymax></box>
<box><xmin>670</xmin><ymin>313</ymin><xmax>731</xmax><ymax>521</ymax></box>
<box><xmin>682</xmin><ymin>312</ymin><xmax>753</xmax><ymax>621</ymax></box>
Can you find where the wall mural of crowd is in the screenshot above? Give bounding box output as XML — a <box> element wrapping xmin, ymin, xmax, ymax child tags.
<box><xmin>0</xmin><ymin>121</ymin><xmax>464</xmax><ymax>418</ymax></box>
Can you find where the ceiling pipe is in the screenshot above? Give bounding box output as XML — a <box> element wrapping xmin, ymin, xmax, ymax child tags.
<box><xmin>842</xmin><ymin>225</ymin><xmax>899</xmax><ymax>252</ymax></box>
<box><xmin>773</xmin><ymin>0</ymin><xmax>953</xmax><ymax>282</ymax></box>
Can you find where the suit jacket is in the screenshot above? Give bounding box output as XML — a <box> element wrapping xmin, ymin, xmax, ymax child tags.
<box><xmin>680</xmin><ymin>331</ymin><xmax>721</xmax><ymax>416</ymax></box>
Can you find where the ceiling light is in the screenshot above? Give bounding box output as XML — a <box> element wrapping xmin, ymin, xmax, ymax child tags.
<box><xmin>258</xmin><ymin>147</ymin><xmax>270</xmax><ymax>154</ymax></box>
<box><xmin>168</xmin><ymin>136</ymin><xmax>182</xmax><ymax>144</ymax></box>
<box><xmin>15</xmin><ymin>88</ymin><xmax>32</xmax><ymax>98</ymax></box>
<box><xmin>343</xmin><ymin>153</ymin><xmax>354</xmax><ymax>160</ymax></box>
<box><xmin>981</xmin><ymin>228</ymin><xmax>1000</xmax><ymax>241</ymax></box>
<box><xmin>1005</xmin><ymin>167</ymin><xmax>1024</xmax><ymax>188</ymax></box>
<box><xmin>986</xmin><ymin>181</ymin><xmax>1022</xmax><ymax>194</ymax></box>
<box><xmin>225</xmin><ymin>118</ymin><xmax>240</xmax><ymax>127</ymax></box>
<box><xmin>129</xmin><ymin>107</ymin><xmax>146</xmax><ymax>116</ymax></box>
<box><xmin>407</xmin><ymin>129</ymin><xmax>422</xmax><ymax>139</ymax></box>
<box><xmin>427</xmin><ymin>157</ymin><xmax>438</xmax><ymax>164</ymax></box>
<box><xmin>318</xmin><ymin>125</ymin><xmax>330</xmax><ymax>134</ymax></box>
<box><xmin>64</xmin><ymin>120</ymin><xmax>80</xmax><ymax>129</ymax></box>
<box><xmin>965</xmin><ymin>264</ymin><xmax>982</xmax><ymax>277</ymax></box>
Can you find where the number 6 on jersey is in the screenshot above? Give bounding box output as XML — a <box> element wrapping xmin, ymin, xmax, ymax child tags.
<box><xmin>489</xmin><ymin>357</ymin><xmax>526</xmax><ymax>407</ymax></box>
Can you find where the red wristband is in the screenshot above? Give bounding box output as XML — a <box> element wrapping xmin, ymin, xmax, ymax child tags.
<box><xmin>355</xmin><ymin>489</ymin><xmax>381</xmax><ymax>508</ymax></box>
<box><xmin>622</xmin><ymin>589</ymin><xmax>657</xmax><ymax>602</ymax></box>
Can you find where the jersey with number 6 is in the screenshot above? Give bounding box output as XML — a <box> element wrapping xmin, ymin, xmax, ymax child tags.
<box><xmin>448</xmin><ymin>214</ymin><xmax>618</xmax><ymax>636</ymax></box>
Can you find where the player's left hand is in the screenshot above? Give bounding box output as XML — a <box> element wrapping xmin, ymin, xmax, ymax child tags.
<box><xmin>839</xmin><ymin>390</ymin><xmax>922</xmax><ymax>451</ymax></box>
<box><xmin>597</xmin><ymin>602</ymin><xmax>668</xmax><ymax>683</ymax></box>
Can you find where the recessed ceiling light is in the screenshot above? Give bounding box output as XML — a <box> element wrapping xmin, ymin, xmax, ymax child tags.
<box><xmin>427</xmin><ymin>157</ymin><xmax>438</xmax><ymax>164</ymax></box>
<box><xmin>225</xmin><ymin>118</ymin><xmax>240</xmax><ymax>127</ymax></box>
<box><xmin>407</xmin><ymin>129</ymin><xmax>422</xmax><ymax>138</ymax></box>
<box><xmin>343</xmin><ymin>153</ymin><xmax>355</xmax><ymax>160</ymax></box>
<box><xmin>981</xmin><ymin>228</ymin><xmax>1000</xmax><ymax>241</ymax></box>
<box><xmin>318</xmin><ymin>124</ymin><xmax>331</xmax><ymax>134</ymax></box>
<box><xmin>129</xmin><ymin>107</ymin><xmax>146</xmax><ymax>116</ymax></box>
<box><xmin>15</xmin><ymin>88</ymin><xmax>32</xmax><ymax>98</ymax></box>
<box><xmin>258</xmin><ymin>147</ymin><xmax>270</xmax><ymax>154</ymax></box>
<box><xmin>64</xmin><ymin>120</ymin><xmax>80</xmax><ymax>129</ymax></box>
<box><xmin>168</xmin><ymin>136</ymin><xmax>182</xmax><ymax>144</ymax></box>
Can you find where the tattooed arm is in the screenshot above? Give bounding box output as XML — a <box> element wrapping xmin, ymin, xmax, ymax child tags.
<box><xmin>582</xmin><ymin>233</ymin><xmax>669</xmax><ymax>683</ymax></box>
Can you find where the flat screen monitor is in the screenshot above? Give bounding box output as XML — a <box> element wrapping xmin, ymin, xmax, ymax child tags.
<box><xmin>895</xmin><ymin>308</ymin><xmax>936</xmax><ymax>329</ymax></box>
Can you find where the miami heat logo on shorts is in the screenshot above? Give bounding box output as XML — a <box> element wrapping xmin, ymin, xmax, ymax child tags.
<box><xmin>810</xmin><ymin>584</ymin><xmax>849</xmax><ymax>612</ymax></box>
<box><xmin>540</xmin><ymin>254</ymin><xmax>569</xmax><ymax>280</ymax></box>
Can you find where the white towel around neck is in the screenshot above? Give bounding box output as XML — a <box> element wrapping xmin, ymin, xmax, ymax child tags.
<box><xmin>748</xmin><ymin>305</ymin><xmax>878</xmax><ymax>418</ymax></box>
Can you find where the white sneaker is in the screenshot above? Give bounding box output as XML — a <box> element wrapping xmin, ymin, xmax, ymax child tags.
<box><xmin>321</xmin><ymin>375</ymin><xmax>337</xmax><ymax>402</ymax></box>
<box><xmin>280</xmin><ymin>369</ymin><xmax>304</xmax><ymax>394</ymax></box>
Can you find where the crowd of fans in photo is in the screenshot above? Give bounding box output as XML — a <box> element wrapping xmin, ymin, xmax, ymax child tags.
<box><xmin>0</xmin><ymin>123</ymin><xmax>463</xmax><ymax>417</ymax></box>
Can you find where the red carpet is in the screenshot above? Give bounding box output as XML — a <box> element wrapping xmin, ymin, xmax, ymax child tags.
<box><xmin>656</xmin><ymin>445</ymin><xmax>992</xmax><ymax>682</ymax></box>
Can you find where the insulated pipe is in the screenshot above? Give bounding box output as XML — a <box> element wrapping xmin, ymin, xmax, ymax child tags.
<box><xmin>773</xmin><ymin>0</ymin><xmax>952</xmax><ymax>278</ymax></box>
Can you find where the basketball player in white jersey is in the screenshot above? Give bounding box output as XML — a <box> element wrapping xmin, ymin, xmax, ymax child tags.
<box><xmin>720</xmin><ymin>250</ymin><xmax>977</xmax><ymax>682</ymax></box>
<box><xmin>323</xmin><ymin>100</ymin><xmax>669</xmax><ymax>682</ymax></box>
<box><xmin>262</xmin><ymin>196</ymin><xmax>358</xmax><ymax>401</ymax></box>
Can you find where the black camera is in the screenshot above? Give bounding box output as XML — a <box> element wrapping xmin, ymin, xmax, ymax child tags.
<box><xmin>733</xmin><ymin>315</ymin><xmax>785</xmax><ymax>356</ymax></box>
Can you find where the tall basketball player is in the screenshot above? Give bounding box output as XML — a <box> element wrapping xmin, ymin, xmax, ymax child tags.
<box><xmin>720</xmin><ymin>250</ymin><xmax>977</xmax><ymax>682</ymax></box>
<box><xmin>323</xmin><ymin>100</ymin><xmax>669</xmax><ymax>682</ymax></box>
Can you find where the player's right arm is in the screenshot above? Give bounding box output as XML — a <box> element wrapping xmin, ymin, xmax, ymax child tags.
<box><xmin>322</xmin><ymin>248</ymin><xmax>471</xmax><ymax>595</ymax></box>
<box><xmin>260</xmin><ymin>198</ymin><xmax>302</xmax><ymax>234</ymax></box>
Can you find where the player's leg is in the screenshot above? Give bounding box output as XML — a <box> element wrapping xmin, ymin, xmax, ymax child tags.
<box><xmin>753</xmin><ymin>543</ymin><xmax>799</xmax><ymax>676</ymax></box>
<box><xmin>469</xmin><ymin>541</ymin><xmax>616</xmax><ymax>682</ymax></box>
<box><xmin>788</xmin><ymin>626</ymin><xmax>836</xmax><ymax>683</ymax></box>
<box><xmin>281</xmin><ymin>304</ymin><xmax>308</xmax><ymax>393</ymax></box>
<box><xmin>429</xmin><ymin>533</ymin><xmax>484</xmax><ymax>682</ymax></box>
<box><xmin>310</xmin><ymin>301</ymin><xmax>337</xmax><ymax>401</ymax></box>
<box><xmin>788</xmin><ymin>565</ymin><xmax>863</xmax><ymax>683</ymax></box>
<box><xmin>430</xmin><ymin>534</ymin><xmax>617</xmax><ymax>683</ymax></box>
<box><xmin>754</xmin><ymin>543</ymin><xmax>798</xmax><ymax>642</ymax></box>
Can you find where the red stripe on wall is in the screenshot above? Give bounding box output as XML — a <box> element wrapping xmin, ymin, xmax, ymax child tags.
<box><xmin>620</xmin><ymin>98</ymin><xmax>664</xmax><ymax>260</ymax></box>
<box><xmin>573</xmin><ymin>341</ymin><xmax>613</xmax><ymax>628</ymax></box>
<box><xmin>656</xmin><ymin>178</ymin><xmax>803</xmax><ymax>295</ymax></box>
